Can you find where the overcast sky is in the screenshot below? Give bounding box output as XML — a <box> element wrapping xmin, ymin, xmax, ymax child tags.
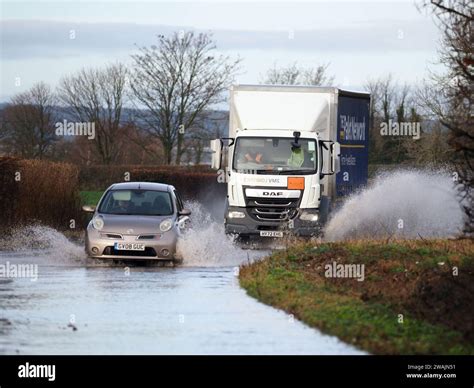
<box><xmin>0</xmin><ymin>0</ymin><xmax>442</xmax><ymax>102</ymax></box>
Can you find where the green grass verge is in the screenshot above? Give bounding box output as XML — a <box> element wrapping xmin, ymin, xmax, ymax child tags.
<box><xmin>239</xmin><ymin>240</ymin><xmax>474</xmax><ymax>355</ymax></box>
<box><xmin>79</xmin><ymin>191</ymin><xmax>103</xmax><ymax>206</ymax></box>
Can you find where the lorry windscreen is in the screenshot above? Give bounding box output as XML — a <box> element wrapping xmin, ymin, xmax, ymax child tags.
<box><xmin>233</xmin><ymin>137</ymin><xmax>317</xmax><ymax>175</ymax></box>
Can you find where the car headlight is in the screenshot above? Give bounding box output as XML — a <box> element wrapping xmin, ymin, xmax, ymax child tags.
<box><xmin>159</xmin><ymin>219</ymin><xmax>173</xmax><ymax>232</ymax></box>
<box><xmin>300</xmin><ymin>211</ymin><xmax>319</xmax><ymax>222</ymax></box>
<box><xmin>228</xmin><ymin>211</ymin><xmax>245</xmax><ymax>219</ymax></box>
<box><xmin>92</xmin><ymin>216</ymin><xmax>104</xmax><ymax>230</ymax></box>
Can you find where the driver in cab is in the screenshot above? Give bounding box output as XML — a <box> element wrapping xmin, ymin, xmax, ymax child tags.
<box><xmin>243</xmin><ymin>149</ymin><xmax>264</xmax><ymax>164</ymax></box>
<box><xmin>113</xmin><ymin>199</ymin><xmax>133</xmax><ymax>213</ymax></box>
<box><xmin>288</xmin><ymin>142</ymin><xmax>304</xmax><ymax>167</ymax></box>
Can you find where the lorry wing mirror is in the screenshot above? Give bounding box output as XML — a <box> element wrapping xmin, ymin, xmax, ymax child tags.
<box><xmin>320</xmin><ymin>140</ymin><xmax>340</xmax><ymax>176</ymax></box>
<box><xmin>331</xmin><ymin>142</ymin><xmax>341</xmax><ymax>174</ymax></box>
<box><xmin>210</xmin><ymin>139</ymin><xmax>222</xmax><ymax>170</ymax></box>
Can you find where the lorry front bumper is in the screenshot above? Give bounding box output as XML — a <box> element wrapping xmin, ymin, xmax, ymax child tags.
<box><xmin>225</xmin><ymin>207</ymin><xmax>321</xmax><ymax>237</ymax></box>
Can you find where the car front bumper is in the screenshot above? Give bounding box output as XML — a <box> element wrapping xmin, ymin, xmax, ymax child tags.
<box><xmin>85</xmin><ymin>226</ymin><xmax>179</xmax><ymax>260</ymax></box>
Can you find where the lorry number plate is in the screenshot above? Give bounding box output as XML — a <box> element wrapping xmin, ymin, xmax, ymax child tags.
<box><xmin>260</xmin><ymin>231</ymin><xmax>284</xmax><ymax>238</ymax></box>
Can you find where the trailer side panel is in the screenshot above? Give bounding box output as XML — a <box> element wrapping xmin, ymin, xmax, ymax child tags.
<box><xmin>336</xmin><ymin>94</ymin><xmax>370</xmax><ymax>198</ymax></box>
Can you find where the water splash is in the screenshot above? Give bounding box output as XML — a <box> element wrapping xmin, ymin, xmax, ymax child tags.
<box><xmin>0</xmin><ymin>225</ymin><xmax>85</xmax><ymax>263</ymax></box>
<box><xmin>324</xmin><ymin>169</ymin><xmax>464</xmax><ymax>241</ymax></box>
<box><xmin>177</xmin><ymin>201</ymin><xmax>264</xmax><ymax>267</ymax></box>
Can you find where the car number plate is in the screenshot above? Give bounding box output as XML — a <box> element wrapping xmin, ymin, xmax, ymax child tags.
<box><xmin>259</xmin><ymin>231</ymin><xmax>284</xmax><ymax>238</ymax></box>
<box><xmin>114</xmin><ymin>243</ymin><xmax>145</xmax><ymax>251</ymax></box>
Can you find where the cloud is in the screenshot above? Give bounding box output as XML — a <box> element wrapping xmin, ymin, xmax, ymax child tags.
<box><xmin>1</xmin><ymin>19</ymin><xmax>438</xmax><ymax>61</ymax></box>
<box><xmin>1</xmin><ymin>20</ymin><xmax>174</xmax><ymax>60</ymax></box>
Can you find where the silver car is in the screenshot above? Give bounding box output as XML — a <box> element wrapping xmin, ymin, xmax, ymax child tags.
<box><xmin>82</xmin><ymin>182</ymin><xmax>191</xmax><ymax>262</ymax></box>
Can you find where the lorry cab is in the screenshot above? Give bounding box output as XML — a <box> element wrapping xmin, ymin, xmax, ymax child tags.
<box><xmin>211</xmin><ymin>84</ymin><xmax>370</xmax><ymax>238</ymax></box>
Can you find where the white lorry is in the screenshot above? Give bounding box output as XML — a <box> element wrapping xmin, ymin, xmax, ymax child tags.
<box><xmin>211</xmin><ymin>84</ymin><xmax>370</xmax><ymax>238</ymax></box>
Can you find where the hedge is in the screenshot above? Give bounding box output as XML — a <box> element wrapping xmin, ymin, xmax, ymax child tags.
<box><xmin>0</xmin><ymin>157</ymin><xmax>83</xmax><ymax>231</ymax></box>
<box><xmin>78</xmin><ymin>165</ymin><xmax>225</xmax><ymax>201</ymax></box>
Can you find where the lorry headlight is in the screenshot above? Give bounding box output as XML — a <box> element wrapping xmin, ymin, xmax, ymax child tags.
<box><xmin>159</xmin><ymin>219</ymin><xmax>173</xmax><ymax>232</ymax></box>
<box><xmin>300</xmin><ymin>211</ymin><xmax>319</xmax><ymax>222</ymax></box>
<box><xmin>92</xmin><ymin>216</ymin><xmax>104</xmax><ymax>230</ymax></box>
<box><xmin>228</xmin><ymin>211</ymin><xmax>245</xmax><ymax>219</ymax></box>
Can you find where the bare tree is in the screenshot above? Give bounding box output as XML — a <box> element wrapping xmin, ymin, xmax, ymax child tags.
<box><xmin>57</xmin><ymin>63</ymin><xmax>128</xmax><ymax>164</ymax></box>
<box><xmin>421</xmin><ymin>0</ymin><xmax>473</xmax><ymax>236</ymax></box>
<box><xmin>404</xmin><ymin>119</ymin><xmax>452</xmax><ymax>165</ymax></box>
<box><xmin>122</xmin><ymin>119</ymin><xmax>167</xmax><ymax>164</ymax></box>
<box><xmin>185</xmin><ymin>111</ymin><xmax>227</xmax><ymax>165</ymax></box>
<box><xmin>364</xmin><ymin>75</ymin><xmax>401</xmax><ymax>163</ymax></box>
<box><xmin>364</xmin><ymin>78</ymin><xmax>382</xmax><ymax>162</ymax></box>
<box><xmin>262</xmin><ymin>62</ymin><xmax>300</xmax><ymax>85</ymax></box>
<box><xmin>1</xmin><ymin>82</ymin><xmax>57</xmax><ymax>159</ymax></box>
<box><xmin>130</xmin><ymin>31</ymin><xmax>241</xmax><ymax>165</ymax></box>
<box><xmin>260</xmin><ymin>62</ymin><xmax>334</xmax><ymax>86</ymax></box>
<box><xmin>392</xmin><ymin>83</ymin><xmax>412</xmax><ymax>163</ymax></box>
<box><xmin>379</xmin><ymin>75</ymin><xmax>395</xmax><ymax>124</ymax></box>
<box><xmin>365</xmin><ymin>75</ymin><xmax>428</xmax><ymax>164</ymax></box>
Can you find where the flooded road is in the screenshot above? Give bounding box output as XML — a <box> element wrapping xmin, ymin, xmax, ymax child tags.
<box><xmin>0</xmin><ymin>220</ymin><xmax>364</xmax><ymax>355</ymax></box>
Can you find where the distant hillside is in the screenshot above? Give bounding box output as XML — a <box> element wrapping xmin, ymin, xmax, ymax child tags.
<box><xmin>0</xmin><ymin>105</ymin><xmax>229</xmax><ymax>139</ymax></box>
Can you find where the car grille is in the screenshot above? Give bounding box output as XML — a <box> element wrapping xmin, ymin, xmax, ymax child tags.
<box><xmin>102</xmin><ymin>246</ymin><xmax>157</xmax><ymax>257</ymax></box>
<box><xmin>100</xmin><ymin>233</ymin><xmax>123</xmax><ymax>239</ymax></box>
<box><xmin>137</xmin><ymin>235</ymin><xmax>159</xmax><ymax>240</ymax></box>
<box><xmin>245</xmin><ymin>190</ymin><xmax>301</xmax><ymax>222</ymax></box>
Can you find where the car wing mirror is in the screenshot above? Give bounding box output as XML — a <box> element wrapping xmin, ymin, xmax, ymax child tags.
<box><xmin>179</xmin><ymin>209</ymin><xmax>191</xmax><ymax>217</ymax></box>
<box><xmin>82</xmin><ymin>205</ymin><xmax>96</xmax><ymax>213</ymax></box>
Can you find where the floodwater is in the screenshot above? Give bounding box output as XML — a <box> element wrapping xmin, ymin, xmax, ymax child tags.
<box><xmin>0</xmin><ymin>221</ymin><xmax>364</xmax><ymax>355</ymax></box>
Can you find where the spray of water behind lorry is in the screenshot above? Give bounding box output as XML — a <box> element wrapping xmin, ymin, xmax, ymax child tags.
<box><xmin>324</xmin><ymin>169</ymin><xmax>464</xmax><ymax>241</ymax></box>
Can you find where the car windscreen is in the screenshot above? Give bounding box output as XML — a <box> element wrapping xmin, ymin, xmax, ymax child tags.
<box><xmin>98</xmin><ymin>189</ymin><xmax>174</xmax><ymax>216</ymax></box>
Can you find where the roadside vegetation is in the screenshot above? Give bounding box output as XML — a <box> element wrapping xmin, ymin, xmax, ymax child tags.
<box><xmin>0</xmin><ymin>157</ymin><xmax>82</xmax><ymax>232</ymax></box>
<box><xmin>240</xmin><ymin>239</ymin><xmax>474</xmax><ymax>354</ymax></box>
<box><xmin>79</xmin><ymin>191</ymin><xmax>103</xmax><ymax>206</ymax></box>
